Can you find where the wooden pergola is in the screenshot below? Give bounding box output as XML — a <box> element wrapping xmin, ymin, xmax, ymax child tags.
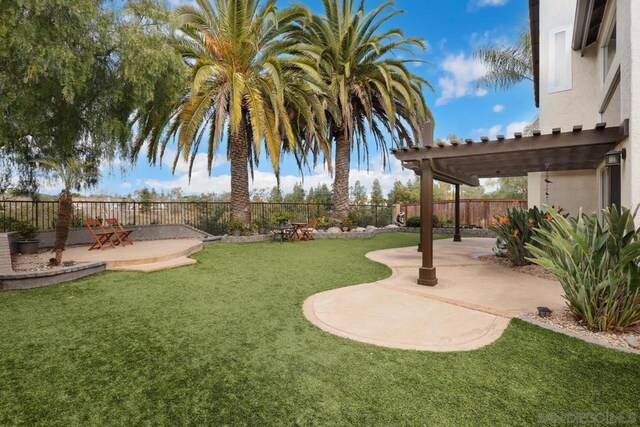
<box><xmin>391</xmin><ymin>120</ymin><xmax>629</xmax><ymax>286</ymax></box>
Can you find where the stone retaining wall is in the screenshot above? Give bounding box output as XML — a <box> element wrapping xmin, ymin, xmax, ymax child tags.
<box><xmin>0</xmin><ymin>262</ymin><xmax>106</xmax><ymax>291</ymax></box>
<box><xmin>216</xmin><ymin>226</ymin><xmax>495</xmax><ymax>244</ymax></box>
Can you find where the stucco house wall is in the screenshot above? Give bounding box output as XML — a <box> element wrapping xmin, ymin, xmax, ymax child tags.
<box><xmin>529</xmin><ymin>0</ymin><xmax>638</xmax><ymax>224</ymax></box>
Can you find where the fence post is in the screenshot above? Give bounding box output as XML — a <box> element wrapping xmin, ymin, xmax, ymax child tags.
<box><xmin>375</xmin><ymin>205</ymin><xmax>378</xmax><ymax>227</ymax></box>
<box><xmin>34</xmin><ymin>201</ymin><xmax>39</xmax><ymax>229</ymax></box>
<box><xmin>133</xmin><ymin>201</ymin><xmax>137</xmax><ymax>225</ymax></box>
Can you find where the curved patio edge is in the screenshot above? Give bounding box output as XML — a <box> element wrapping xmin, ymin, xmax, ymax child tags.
<box><xmin>302</xmin><ymin>241</ymin><xmax>518</xmax><ymax>352</ymax></box>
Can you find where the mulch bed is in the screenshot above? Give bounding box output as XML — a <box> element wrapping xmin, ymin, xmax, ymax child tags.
<box><xmin>10</xmin><ymin>252</ymin><xmax>85</xmax><ymax>273</ymax></box>
<box><xmin>477</xmin><ymin>254</ymin><xmax>557</xmax><ymax>281</ymax></box>
<box><xmin>526</xmin><ymin>309</ymin><xmax>640</xmax><ymax>352</ymax></box>
<box><xmin>478</xmin><ymin>254</ymin><xmax>640</xmax><ymax>352</ymax></box>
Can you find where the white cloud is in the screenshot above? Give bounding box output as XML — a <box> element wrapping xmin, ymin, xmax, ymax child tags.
<box><xmin>436</xmin><ymin>53</ymin><xmax>488</xmax><ymax>105</ymax></box>
<box><xmin>506</xmin><ymin>120</ymin><xmax>530</xmax><ymax>136</ymax></box>
<box><xmin>120</xmin><ymin>182</ymin><xmax>132</xmax><ymax>190</ymax></box>
<box><xmin>469</xmin><ymin>0</ymin><xmax>509</xmax><ymax>9</ymax></box>
<box><xmin>472</xmin><ymin>124</ymin><xmax>503</xmax><ymax>140</ymax></box>
<box><xmin>143</xmin><ymin>156</ymin><xmax>415</xmax><ymax>197</ymax></box>
<box><xmin>472</xmin><ymin>120</ymin><xmax>531</xmax><ymax>140</ymax></box>
<box><xmin>493</xmin><ymin>104</ymin><xmax>505</xmax><ymax>113</ymax></box>
<box><xmin>468</xmin><ymin>30</ymin><xmax>509</xmax><ymax>49</ymax></box>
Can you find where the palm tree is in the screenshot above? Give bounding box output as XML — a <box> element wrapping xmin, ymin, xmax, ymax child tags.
<box><xmin>474</xmin><ymin>29</ymin><xmax>533</xmax><ymax>91</ymax></box>
<box><xmin>132</xmin><ymin>0</ymin><xmax>328</xmax><ymax>224</ymax></box>
<box><xmin>296</xmin><ymin>0</ymin><xmax>432</xmax><ymax>222</ymax></box>
<box><xmin>37</xmin><ymin>158</ymin><xmax>97</xmax><ymax>265</ymax></box>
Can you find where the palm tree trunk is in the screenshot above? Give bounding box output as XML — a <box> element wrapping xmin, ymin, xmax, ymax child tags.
<box><xmin>53</xmin><ymin>189</ymin><xmax>72</xmax><ymax>265</ymax></box>
<box><xmin>332</xmin><ymin>127</ymin><xmax>351</xmax><ymax>223</ymax></box>
<box><xmin>229</xmin><ymin>117</ymin><xmax>251</xmax><ymax>224</ymax></box>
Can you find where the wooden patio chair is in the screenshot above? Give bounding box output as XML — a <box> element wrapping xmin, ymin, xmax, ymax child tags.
<box><xmin>84</xmin><ymin>218</ymin><xmax>115</xmax><ymax>251</ymax></box>
<box><xmin>105</xmin><ymin>218</ymin><xmax>134</xmax><ymax>246</ymax></box>
<box><xmin>301</xmin><ymin>219</ymin><xmax>317</xmax><ymax>240</ymax></box>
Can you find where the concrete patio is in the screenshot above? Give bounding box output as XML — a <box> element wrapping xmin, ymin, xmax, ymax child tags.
<box><xmin>304</xmin><ymin>238</ymin><xmax>565</xmax><ymax>352</ymax></box>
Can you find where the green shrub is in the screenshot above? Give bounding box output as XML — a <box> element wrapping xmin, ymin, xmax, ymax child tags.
<box><xmin>0</xmin><ymin>215</ymin><xmax>21</xmax><ymax>232</ymax></box>
<box><xmin>14</xmin><ymin>221</ymin><xmax>39</xmax><ymax>241</ymax></box>
<box><xmin>489</xmin><ymin>206</ymin><xmax>549</xmax><ymax>266</ymax></box>
<box><xmin>316</xmin><ymin>216</ymin><xmax>329</xmax><ymax>228</ymax></box>
<box><xmin>341</xmin><ymin>217</ymin><xmax>353</xmax><ymax>230</ymax></box>
<box><xmin>227</xmin><ymin>218</ymin><xmax>246</xmax><ymax>232</ymax></box>
<box><xmin>527</xmin><ymin>206</ymin><xmax>640</xmax><ymax>331</ymax></box>
<box><xmin>273</xmin><ymin>210</ymin><xmax>291</xmax><ymax>226</ymax></box>
<box><xmin>432</xmin><ymin>213</ymin><xmax>439</xmax><ymax>227</ymax></box>
<box><xmin>406</xmin><ymin>216</ymin><xmax>421</xmax><ymax>227</ymax></box>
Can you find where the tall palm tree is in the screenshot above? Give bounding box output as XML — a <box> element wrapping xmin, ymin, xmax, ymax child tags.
<box><xmin>296</xmin><ymin>0</ymin><xmax>432</xmax><ymax>222</ymax></box>
<box><xmin>474</xmin><ymin>29</ymin><xmax>533</xmax><ymax>91</ymax></box>
<box><xmin>37</xmin><ymin>158</ymin><xmax>97</xmax><ymax>265</ymax></box>
<box><xmin>132</xmin><ymin>0</ymin><xmax>328</xmax><ymax>224</ymax></box>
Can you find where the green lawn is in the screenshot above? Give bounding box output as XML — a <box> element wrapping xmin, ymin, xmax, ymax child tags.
<box><xmin>1</xmin><ymin>233</ymin><xmax>639</xmax><ymax>426</ymax></box>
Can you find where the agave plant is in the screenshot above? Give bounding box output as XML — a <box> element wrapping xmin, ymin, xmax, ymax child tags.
<box><xmin>527</xmin><ymin>206</ymin><xmax>640</xmax><ymax>331</ymax></box>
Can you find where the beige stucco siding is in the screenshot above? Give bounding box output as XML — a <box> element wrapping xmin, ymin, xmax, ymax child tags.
<box><xmin>531</xmin><ymin>0</ymin><xmax>638</xmax><ymax>223</ymax></box>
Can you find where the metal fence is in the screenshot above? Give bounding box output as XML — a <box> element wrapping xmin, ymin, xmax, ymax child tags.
<box><xmin>0</xmin><ymin>200</ymin><xmax>393</xmax><ymax>235</ymax></box>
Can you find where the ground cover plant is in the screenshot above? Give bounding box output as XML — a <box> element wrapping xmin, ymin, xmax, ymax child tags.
<box><xmin>1</xmin><ymin>233</ymin><xmax>639</xmax><ymax>426</ymax></box>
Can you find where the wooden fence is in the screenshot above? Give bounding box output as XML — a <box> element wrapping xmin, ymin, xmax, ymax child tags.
<box><xmin>394</xmin><ymin>199</ymin><xmax>527</xmax><ymax>229</ymax></box>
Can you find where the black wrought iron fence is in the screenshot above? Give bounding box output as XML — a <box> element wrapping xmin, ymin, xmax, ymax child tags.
<box><xmin>0</xmin><ymin>200</ymin><xmax>392</xmax><ymax>235</ymax></box>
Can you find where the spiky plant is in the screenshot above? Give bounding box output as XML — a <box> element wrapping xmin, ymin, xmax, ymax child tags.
<box><xmin>528</xmin><ymin>206</ymin><xmax>640</xmax><ymax>331</ymax></box>
<box><xmin>132</xmin><ymin>0</ymin><xmax>329</xmax><ymax>223</ymax></box>
<box><xmin>295</xmin><ymin>0</ymin><xmax>432</xmax><ymax>222</ymax></box>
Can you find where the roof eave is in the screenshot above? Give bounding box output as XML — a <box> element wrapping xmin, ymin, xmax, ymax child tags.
<box><xmin>529</xmin><ymin>0</ymin><xmax>540</xmax><ymax>108</ymax></box>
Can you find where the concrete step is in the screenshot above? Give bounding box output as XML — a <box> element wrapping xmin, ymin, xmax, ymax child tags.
<box><xmin>111</xmin><ymin>256</ymin><xmax>196</xmax><ymax>272</ymax></box>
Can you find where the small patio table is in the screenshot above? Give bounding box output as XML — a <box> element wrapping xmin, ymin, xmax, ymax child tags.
<box><xmin>289</xmin><ymin>222</ymin><xmax>310</xmax><ymax>241</ymax></box>
<box><xmin>274</xmin><ymin>226</ymin><xmax>293</xmax><ymax>243</ymax></box>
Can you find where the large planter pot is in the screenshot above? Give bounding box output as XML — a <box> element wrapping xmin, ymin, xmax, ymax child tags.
<box><xmin>17</xmin><ymin>240</ymin><xmax>39</xmax><ymax>254</ymax></box>
<box><xmin>231</xmin><ymin>229</ymin><xmax>242</xmax><ymax>237</ymax></box>
<box><xmin>259</xmin><ymin>227</ymin><xmax>268</xmax><ymax>235</ymax></box>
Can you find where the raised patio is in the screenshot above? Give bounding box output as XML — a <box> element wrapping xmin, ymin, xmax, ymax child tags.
<box><xmin>37</xmin><ymin>239</ymin><xmax>203</xmax><ymax>272</ymax></box>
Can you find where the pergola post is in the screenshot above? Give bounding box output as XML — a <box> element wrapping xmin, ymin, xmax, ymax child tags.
<box><xmin>418</xmin><ymin>161</ymin><xmax>437</xmax><ymax>286</ymax></box>
<box><xmin>453</xmin><ymin>184</ymin><xmax>462</xmax><ymax>242</ymax></box>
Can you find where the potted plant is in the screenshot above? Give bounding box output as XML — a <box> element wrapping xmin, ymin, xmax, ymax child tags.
<box><xmin>14</xmin><ymin>221</ymin><xmax>40</xmax><ymax>254</ymax></box>
<box><xmin>227</xmin><ymin>218</ymin><xmax>245</xmax><ymax>237</ymax></box>
<box><xmin>273</xmin><ymin>210</ymin><xmax>291</xmax><ymax>228</ymax></box>
<box><xmin>316</xmin><ymin>215</ymin><xmax>329</xmax><ymax>232</ymax></box>
<box><xmin>341</xmin><ymin>217</ymin><xmax>353</xmax><ymax>232</ymax></box>
<box><xmin>252</xmin><ymin>218</ymin><xmax>270</xmax><ymax>235</ymax></box>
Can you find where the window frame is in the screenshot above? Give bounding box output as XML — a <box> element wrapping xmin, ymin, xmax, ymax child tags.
<box><xmin>547</xmin><ymin>25</ymin><xmax>573</xmax><ymax>94</ymax></box>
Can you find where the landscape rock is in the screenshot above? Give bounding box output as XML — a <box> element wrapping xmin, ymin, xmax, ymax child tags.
<box><xmin>366</xmin><ymin>225</ymin><xmax>377</xmax><ymax>232</ymax></box>
<box><xmin>326</xmin><ymin>227</ymin><xmax>342</xmax><ymax>234</ymax></box>
<box><xmin>385</xmin><ymin>224</ymin><xmax>399</xmax><ymax>229</ymax></box>
<box><xmin>492</xmin><ymin>237</ymin><xmax>507</xmax><ymax>257</ymax></box>
<box><xmin>353</xmin><ymin>227</ymin><xmax>367</xmax><ymax>233</ymax></box>
<box><xmin>625</xmin><ymin>336</ymin><xmax>639</xmax><ymax>348</ymax></box>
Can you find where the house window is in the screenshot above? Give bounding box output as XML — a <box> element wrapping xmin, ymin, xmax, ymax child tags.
<box><xmin>603</xmin><ymin>24</ymin><xmax>617</xmax><ymax>80</ymax></box>
<box><xmin>548</xmin><ymin>27</ymin><xmax>572</xmax><ymax>93</ymax></box>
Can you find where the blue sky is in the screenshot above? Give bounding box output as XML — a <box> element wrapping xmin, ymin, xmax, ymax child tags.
<box><xmin>89</xmin><ymin>0</ymin><xmax>536</xmax><ymax>197</ymax></box>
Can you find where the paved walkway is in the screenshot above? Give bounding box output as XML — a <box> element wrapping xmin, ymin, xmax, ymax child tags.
<box><xmin>303</xmin><ymin>238</ymin><xmax>565</xmax><ymax>352</ymax></box>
